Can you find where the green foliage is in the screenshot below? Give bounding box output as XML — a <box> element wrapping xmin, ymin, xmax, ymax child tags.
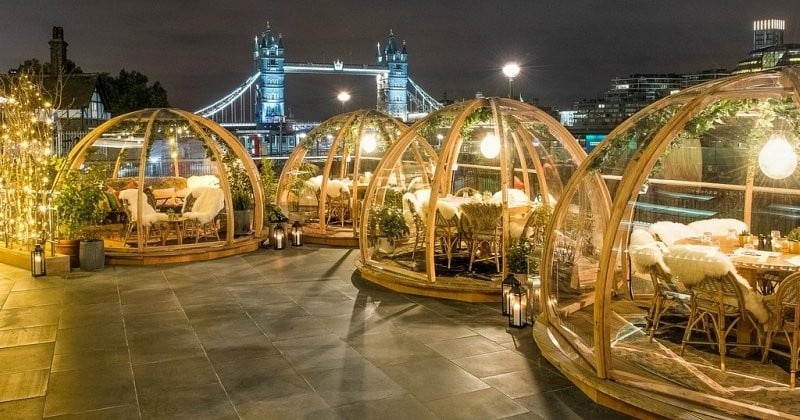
<box><xmin>383</xmin><ymin>188</ymin><xmax>404</xmax><ymax>211</ymax></box>
<box><xmin>786</xmin><ymin>228</ymin><xmax>800</xmax><ymax>242</ymax></box>
<box><xmin>98</xmin><ymin>69</ymin><xmax>169</xmax><ymax>115</ymax></box>
<box><xmin>54</xmin><ymin>165</ymin><xmax>108</xmax><ymax>240</ymax></box>
<box><xmin>259</xmin><ymin>159</ymin><xmax>278</xmax><ymax>207</ymax></box>
<box><xmin>368</xmin><ymin>205</ymin><xmax>409</xmax><ymax>240</ymax></box>
<box><xmin>222</xmin><ymin>150</ymin><xmax>253</xmax><ymax>210</ymax></box>
<box><xmin>268</xmin><ymin>206</ymin><xmax>289</xmax><ymax>223</ymax></box>
<box><xmin>506</xmin><ymin>238</ymin><xmax>531</xmax><ymax>274</ymax></box>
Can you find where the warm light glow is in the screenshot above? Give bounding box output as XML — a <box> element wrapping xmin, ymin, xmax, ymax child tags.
<box><xmin>759</xmin><ymin>134</ymin><xmax>797</xmax><ymax>179</ymax></box>
<box><xmin>360</xmin><ymin>133</ymin><xmax>377</xmax><ymax>153</ymax></box>
<box><xmin>337</xmin><ymin>91</ymin><xmax>350</xmax><ymax>103</ymax></box>
<box><xmin>480</xmin><ymin>133</ymin><xmax>501</xmax><ymax>159</ymax></box>
<box><xmin>502</xmin><ymin>62</ymin><xmax>521</xmax><ymax>79</ymax></box>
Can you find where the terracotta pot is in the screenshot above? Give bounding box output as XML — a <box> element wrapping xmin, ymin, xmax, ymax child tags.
<box><xmin>54</xmin><ymin>239</ymin><xmax>80</xmax><ymax>268</ymax></box>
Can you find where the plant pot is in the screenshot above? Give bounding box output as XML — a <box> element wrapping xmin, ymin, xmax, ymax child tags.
<box><xmin>234</xmin><ymin>209</ymin><xmax>253</xmax><ymax>236</ymax></box>
<box><xmin>377</xmin><ymin>237</ymin><xmax>395</xmax><ymax>254</ymax></box>
<box><xmin>79</xmin><ymin>239</ymin><xmax>105</xmax><ymax>271</ymax></box>
<box><xmin>790</xmin><ymin>241</ymin><xmax>800</xmax><ymax>254</ymax></box>
<box><xmin>54</xmin><ymin>239</ymin><xmax>80</xmax><ymax>268</ymax></box>
<box><xmin>738</xmin><ymin>235</ymin><xmax>752</xmax><ymax>247</ymax></box>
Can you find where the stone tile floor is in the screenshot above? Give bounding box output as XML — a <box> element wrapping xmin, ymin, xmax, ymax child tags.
<box><xmin>0</xmin><ymin>245</ymin><xmax>628</xmax><ymax>419</ymax></box>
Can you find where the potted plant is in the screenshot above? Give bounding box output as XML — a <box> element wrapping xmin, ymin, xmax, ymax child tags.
<box><xmin>53</xmin><ymin>165</ymin><xmax>109</xmax><ymax>270</ymax></box>
<box><xmin>369</xmin><ymin>204</ymin><xmax>409</xmax><ymax>254</ymax></box>
<box><xmin>738</xmin><ymin>229</ymin><xmax>752</xmax><ymax>247</ymax></box>
<box><xmin>223</xmin><ymin>152</ymin><xmax>255</xmax><ymax>236</ymax></box>
<box><xmin>785</xmin><ymin>228</ymin><xmax>800</xmax><ymax>253</ymax></box>
<box><xmin>506</xmin><ymin>238</ymin><xmax>531</xmax><ymax>282</ymax></box>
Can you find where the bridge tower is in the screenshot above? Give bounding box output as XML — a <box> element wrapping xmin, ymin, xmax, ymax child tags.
<box><xmin>377</xmin><ymin>30</ymin><xmax>408</xmax><ymax>121</ymax></box>
<box><xmin>254</xmin><ymin>22</ymin><xmax>285</xmax><ymax>127</ymax></box>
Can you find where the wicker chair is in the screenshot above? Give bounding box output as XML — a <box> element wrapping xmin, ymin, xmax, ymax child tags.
<box><xmin>435</xmin><ymin>209</ymin><xmax>460</xmax><ymax>268</ymax></box>
<box><xmin>119</xmin><ymin>189</ymin><xmax>168</xmax><ymax>246</ymax></box>
<box><xmin>679</xmin><ymin>271</ymin><xmax>764</xmax><ymax>372</ymax></box>
<box><xmin>403</xmin><ymin>197</ymin><xmax>425</xmax><ymax>260</ymax></box>
<box><xmin>182</xmin><ymin>187</ymin><xmax>224</xmax><ymax>243</ymax></box>
<box><xmin>459</xmin><ymin>202</ymin><xmax>503</xmax><ymax>272</ymax></box>
<box><xmin>645</xmin><ymin>263</ymin><xmax>690</xmax><ymax>342</ymax></box>
<box><xmin>762</xmin><ymin>272</ymin><xmax>800</xmax><ymax>387</ymax></box>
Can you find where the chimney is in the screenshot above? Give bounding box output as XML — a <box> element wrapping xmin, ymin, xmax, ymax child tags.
<box><xmin>48</xmin><ymin>26</ymin><xmax>68</xmax><ymax>76</ymax></box>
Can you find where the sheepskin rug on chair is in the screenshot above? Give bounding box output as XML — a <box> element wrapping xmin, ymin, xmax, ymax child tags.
<box><xmin>663</xmin><ymin>244</ymin><xmax>769</xmax><ymax>324</ymax></box>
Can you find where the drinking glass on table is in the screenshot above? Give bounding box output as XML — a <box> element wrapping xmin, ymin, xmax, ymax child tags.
<box><xmin>771</xmin><ymin>230</ymin><xmax>782</xmax><ymax>251</ymax></box>
<box><xmin>702</xmin><ymin>231</ymin><xmax>712</xmax><ymax>245</ymax></box>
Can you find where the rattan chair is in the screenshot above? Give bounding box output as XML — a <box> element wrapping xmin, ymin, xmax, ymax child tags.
<box><xmin>762</xmin><ymin>272</ymin><xmax>800</xmax><ymax>387</ymax></box>
<box><xmin>645</xmin><ymin>263</ymin><xmax>690</xmax><ymax>342</ymax></box>
<box><xmin>119</xmin><ymin>189</ymin><xmax>168</xmax><ymax>247</ymax></box>
<box><xmin>459</xmin><ymin>202</ymin><xmax>503</xmax><ymax>272</ymax></box>
<box><xmin>435</xmin><ymin>209</ymin><xmax>460</xmax><ymax>268</ymax></box>
<box><xmin>679</xmin><ymin>271</ymin><xmax>763</xmax><ymax>372</ymax></box>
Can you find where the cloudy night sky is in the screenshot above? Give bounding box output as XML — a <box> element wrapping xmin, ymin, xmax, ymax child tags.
<box><xmin>2</xmin><ymin>1</ymin><xmax>798</xmax><ymax>120</ymax></box>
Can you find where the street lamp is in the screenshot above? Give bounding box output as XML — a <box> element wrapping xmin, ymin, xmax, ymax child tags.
<box><xmin>502</xmin><ymin>62</ymin><xmax>521</xmax><ymax>99</ymax></box>
<box><xmin>337</xmin><ymin>91</ymin><xmax>351</xmax><ymax>113</ymax></box>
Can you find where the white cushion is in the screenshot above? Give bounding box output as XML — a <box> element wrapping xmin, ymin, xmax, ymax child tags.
<box><xmin>187</xmin><ymin>175</ymin><xmax>220</xmax><ymax>190</ymax></box>
<box><xmin>436</xmin><ymin>199</ymin><xmax>459</xmax><ymax>220</ymax></box>
<box><xmin>119</xmin><ymin>189</ymin><xmax>168</xmax><ymax>225</ymax></box>
<box><xmin>183</xmin><ymin>187</ymin><xmax>224</xmax><ymax>224</ymax></box>
<box><xmin>326</xmin><ymin>179</ymin><xmax>343</xmax><ymax>198</ymax></box>
<box><xmin>628</xmin><ymin>228</ymin><xmax>669</xmax><ymax>274</ymax></box>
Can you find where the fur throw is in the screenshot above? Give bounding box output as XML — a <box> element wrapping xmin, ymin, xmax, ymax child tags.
<box><xmin>688</xmin><ymin>218</ymin><xmax>747</xmax><ymax>237</ymax></box>
<box><xmin>664</xmin><ymin>245</ymin><xmax>769</xmax><ymax>324</ymax></box>
<box><xmin>648</xmin><ymin>221</ymin><xmax>697</xmax><ymax>245</ymax></box>
<box><xmin>629</xmin><ymin>228</ymin><xmax>670</xmax><ymax>274</ymax></box>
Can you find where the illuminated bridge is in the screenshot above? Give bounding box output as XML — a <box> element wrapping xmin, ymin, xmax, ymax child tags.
<box><xmin>196</xmin><ymin>23</ymin><xmax>441</xmax><ymax>127</ymax></box>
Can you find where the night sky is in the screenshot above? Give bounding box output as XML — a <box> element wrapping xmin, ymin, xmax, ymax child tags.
<box><xmin>2</xmin><ymin>1</ymin><xmax>798</xmax><ymax>121</ymax></box>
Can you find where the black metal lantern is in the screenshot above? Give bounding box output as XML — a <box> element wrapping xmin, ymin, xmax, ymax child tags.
<box><xmin>501</xmin><ymin>273</ymin><xmax>520</xmax><ymax>316</ymax></box>
<box><xmin>291</xmin><ymin>221</ymin><xmax>303</xmax><ymax>246</ymax></box>
<box><xmin>30</xmin><ymin>243</ymin><xmax>46</xmax><ymax>277</ymax></box>
<box><xmin>272</xmin><ymin>223</ymin><xmax>286</xmax><ymax>250</ymax></box>
<box><xmin>508</xmin><ymin>282</ymin><xmax>528</xmax><ymax>328</ymax></box>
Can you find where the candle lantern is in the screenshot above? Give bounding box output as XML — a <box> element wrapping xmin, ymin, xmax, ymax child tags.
<box><xmin>31</xmin><ymin>243</ymin><xmax>46</xmax><ymax>277</ymax></box>
<box><xmin>508</xmin><ymin>282</ymin><xmax>528</xmax><ymax>328</ymax></box>
<box><xmin>272</xmin><ymin>223</ymin><xmax>286</xmax><ymax>250</ymax></box>
<box><xmin>528</xmin><ymin>275</ymin><xmax>541</xmax><ymax>323</ymax></box>
<box><xmin>501</xmin><ymin>273</ymin><xmax>520</xmax><ymax>316</ymax></box>
<box><xmin>291</xmin><ymin>221</ymin><xmax>303</xmax><ymax>246</ymax></box>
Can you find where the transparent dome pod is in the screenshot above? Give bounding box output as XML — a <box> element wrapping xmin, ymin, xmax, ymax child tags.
<box><xmin>535</xmin><ymin>67</ymin><xmax>800</xmax><ymax>417</ymax></box>
<box><xmin>358</xmin><ymin>98</ymin><xmax>586</xmax><ymax>301</ymax></box>
<box><xmin>58</xmin><ymin>108</ymin><xmax>263</xmax><ymax>263</ymax></box>
<box><xmin>276</xmin><ymin>109</ymin><xmax>407</xmax><ymax>245</ymax></box>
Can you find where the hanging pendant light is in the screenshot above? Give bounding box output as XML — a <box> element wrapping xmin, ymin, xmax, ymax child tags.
<box><xmin>759</xmin><ymin>133</ymin><xmax>797</xmax><ymax>179</ymax></box>
<box><xmin>480</xmin><ymin>133</ymin><xmax>500</xmax><ymax>159</ymax></box>
<box><xmin>361</xmin><ymin>133</ymin><xmax>377</xmax><ymax>153</ymax></box>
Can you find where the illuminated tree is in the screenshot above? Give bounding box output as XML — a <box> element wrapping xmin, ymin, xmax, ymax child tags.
<box><xmin>0</xmin><ymin>72</ymin><xmax>57</xmax><ymax>249</ymax></box>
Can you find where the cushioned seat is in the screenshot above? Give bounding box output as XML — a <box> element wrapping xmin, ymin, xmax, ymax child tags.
<box><xmin>182</xmin><ymin>187</ymin><xmax>225</xmax><ymax>242</ymax></box>
<box><xmin>119</xmin><ymin>188</ymin><xmax>169</xmax><ymax>246</ymax></box>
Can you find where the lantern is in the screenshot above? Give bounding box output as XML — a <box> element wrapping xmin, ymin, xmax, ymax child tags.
<box><xmin>291</xmin><ymin>221</ymin><xmax>303</xmax><ymax>246</ymax></box>
<box><xmin>508</xmin><ymin>282</ymin><xmax>528</xmax><ymax>328</ymax></box>
<box><xmin>501</xmin><ymin>273</ymin><xmax>520</xmax><ymax>316</ymax></box>
<box><xmin>272</xmin><ymin>223</ymin><xmax>286</xmax><ymax>250</ymax></box>
<box><xmin>528</xmin><ymin>275</ymin><xmax>541</xmax><ymax>322</ymax></box>
<box><xmin>31</xmin><ymin>243</ymin><xmax>46</xmax><ymax>277</ymax></box>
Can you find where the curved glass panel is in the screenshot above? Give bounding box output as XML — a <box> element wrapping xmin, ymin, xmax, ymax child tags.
<box><xmin>539</xmin><ymin>67</ymin><xmax>800</xmax><ymax>417</ymax></box>
<box><xmin>56</xmin><ymin>108</ymin><xmax>262</xmax><ymax>256</ymax></box>
<box><xmin>276</xmin><ymin>109</ymin><xmax>407</xmax><ymax>239</ymax></box>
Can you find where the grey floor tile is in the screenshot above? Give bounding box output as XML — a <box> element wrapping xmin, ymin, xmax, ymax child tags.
<box><xmin>0</xmin><ymin>369</ymin><xmax>49</xmax><ymax>402</ymax></box>
<box><xmin>452</xmin><ymin>349</ymin><xmax>534</xmax><ymax>378</ymax></box>
<box><xmin>423</xmin><ymin>388</ymin><xmax>529</xmax><ymax>420</ymax></box>
<box><xmin>0</xmin><ymin>325</ymin><xmax>57</xmax><ymax>348</ymax></box>
<box><xmin>2</xmin><ymin>288</ymin><xmax>64</xmax><ymax>309</ymax></box>
<box><xmin>426</xmin><ymin>334</ymin><xmax>507</xmax><ymax>360</ymax></box>
<box><xmin>483</xmin><ymin>368</ymin><xmax>573</xmax><ymax>399</ymax></box>
<box><xmin>302</xmin><ymin>363</ymin><xmax>405</xmax><ymax>408</ymax></box>
<box><xmin>54</xmin><ymin>322</ymin><xmax>127</xmax><ymax>355</ymax></box>
<box><xmin>347</xmin><ymin>330</ymin><xmax>439</xmax><ymax>366</ymax></box>
<box><xmin>258</xmin><ymin>315</ymin><xmax>333</xmax><ymax>341</ymax></box>
<box><xmin>0</xmin><ymin>342</ymin><xmax>54</xmax><ymax>374</ymax></box>
<box><xmin>395</xmin><ymin>319</ymin><xmax>477</xmax><ymax>343</ymax></box>
<box><xmin>43</xmin><ymin>365</ymin><xmax>136</xmax><ymax>417</ymax></box>
<box><xmin>132</xmin><ymin>356</ymin><xmax>220</xmax><ymax>393</ymax></box>
<box><xmin>128</xmin><ymin>326</ymin><xmax>205</xmax><ymax>365</ymax></box>
<box><xmin>52</xmin><ymin>348</ymin><xmax>131</xmax><ymax>373</ymax></box>
<box><xmin>381</xmin><ymin>357</ymin><xmax>490</xmax><ymax>402</ymax></box>
<box><xmin>334</xmin><ymin>393</ymin><xmax>437</xmax><ymax>420</ymax></box>
<box><xmin>43</xmin><ymin>404</ymin><xmax>141</xmax><ymax>419</ymax></box>
<box><xmin>201</xmin><ymin>333</ymin><xmax>279</xmax><ymax>364</ymax></box>
<box><xmin>236</xmin><ymin>393</ymin><xmax>339</xmax><ymax>420</ymax></box>
<box><xmin>58</xmin><ymin>301</ymin><xmax>122</xmax><ymax>329</ymax></box>
<box><xmin>137</xmin><ymin>382</ymin><xmax>237</xmax><ymax>420</ymax></box>
<box><xmin>0</xmin><ymin>305</ymin><xmax>60</xmax><ymax>331</ymax></box>
<box><xmin>0</xmin><ymin>396</ymin><xmax>44</xmax><ymax>419</ymax></box>
<box><xmin>273</xmin><ymin>333</ymin><xmax>366</xmax><ymax>373</ymax></box>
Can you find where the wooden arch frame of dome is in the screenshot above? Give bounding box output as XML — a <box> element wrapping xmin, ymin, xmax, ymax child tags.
<box><xmin>55</xmin><ymin>108</ymin><xmax>263</xmax><ymax>263</ymax></box>
<box><xmin>276</xmin><ymin>109</ymin><xmax>408</xmax><ymax>246</ymax></box>
<box><xmin>536</xmin><ymin>67</ymin><xmax>800</xmax><ymax>418</ymax></box>
<box><xmin>359</xmin><ymin>97</ymin><xmax>586</xmax><ymax>298</ymax></box>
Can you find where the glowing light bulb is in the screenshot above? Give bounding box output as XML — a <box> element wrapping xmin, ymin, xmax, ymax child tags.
<box><xmin>480</xmin><ymin>133</ymin><xmax>500</xmax><ymax>159</ymax></box>
<box><xmin>360</xmin><ymin>134</ymin><xmax>377</xmax><ymax>153</ymax></box>
<box><xmin>759</xmin><ymin>134</ymin><xmax>797</xmax><ymax>179</ymax></box>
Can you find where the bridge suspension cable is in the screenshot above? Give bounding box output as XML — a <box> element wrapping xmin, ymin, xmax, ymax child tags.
<box><xmin>407</xmin><ymin>77</ymin><xmax>442</xmax><ymax>115</ymax></box>
<box><xmin>195</xmin><ymin>72</ymin><xmax>259</xmax><ymax>118</ymax></box>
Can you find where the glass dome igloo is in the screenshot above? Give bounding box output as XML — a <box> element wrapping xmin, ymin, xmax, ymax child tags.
<box><xmin>358</xmin><ymin>98</ymin><xmax>586</xmax><ymax>301</ymax></box>
<box><xmin>534</xmin><ymin>67</ymin><xmax>800</xmax><ymax>417</ymax></box>
<box><xmin>57</xmin><ymin>108</ymin><xmax>263</xmax><ymax>264</ymax></box>
<box><xmin>276</xmin><ymin>109</ymin><xmax>408</xmax><ymax>246</ymax></box>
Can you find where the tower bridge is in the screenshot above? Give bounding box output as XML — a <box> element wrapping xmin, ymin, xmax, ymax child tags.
<box><xmin>196</xmin><ymin>23</ymin><xmax>441</xmax><ymax>128</ymax></box>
